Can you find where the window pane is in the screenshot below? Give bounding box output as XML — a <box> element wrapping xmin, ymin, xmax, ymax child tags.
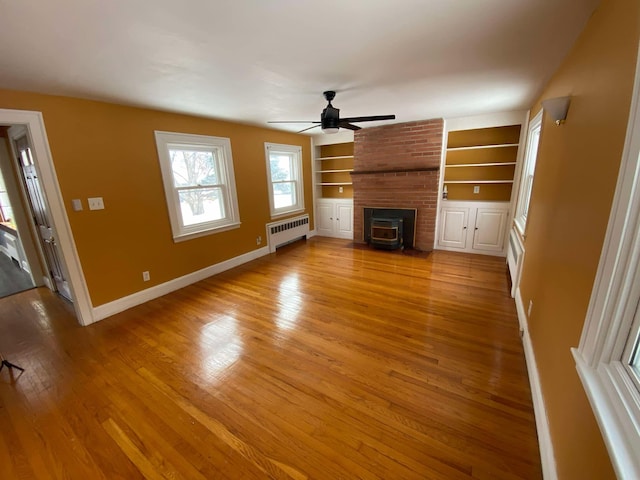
<box><xmin>273</xmin><ymin>181</ymin><xmax>295</xmax><ymax>209</ymax></box>
<box><xmin>170</xmin><ymin>149</ymin><xmax>219</xmax><ymax>187</ymax></box>
<box><xmin>178</xmin><ymin>187</ymin><xmax>225</xmax><ymax>226</ymax></box>
<box><xmin>269</xmin><ymin>153</ymin><xmax>293</xmax><ymax>182</ymax></box>
<box><xmin>631</xmin><ymin>333</ymin><xmax>640</xmax><ymax>375</ymax></box>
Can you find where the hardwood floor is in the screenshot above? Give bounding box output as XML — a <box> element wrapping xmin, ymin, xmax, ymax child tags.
<box><xmin>0</xmin><ymin>237</ymin><xmax>541</xmax><ymax>479</ymax></box>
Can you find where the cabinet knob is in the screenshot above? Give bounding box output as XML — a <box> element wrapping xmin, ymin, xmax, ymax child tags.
<box><xmin>463</xmin><ymin>226</ymin><xmax>467</xmax><ymax>229</ymax></box>
<box><xmin>475</xmin><ymin>227</ymin><xmax>479</xmax><ymax>230</ymax></box>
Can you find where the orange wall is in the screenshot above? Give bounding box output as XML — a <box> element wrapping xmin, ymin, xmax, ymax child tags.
<box><xmin>518</xmin><ymin>0</ymin><xmax>639</xmax><ymax>478</ymax></box>
<box><xmin>0</xmin><ymin>89</ymin><xmax>313</xmax><ymax>306</ymax></box>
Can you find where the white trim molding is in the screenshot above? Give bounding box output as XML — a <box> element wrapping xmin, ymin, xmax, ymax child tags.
<box><xmin>92</xmin><ymin>246</ymin><xmax>270</xmax><ymax>322</ymax></box>
<box><xmin>572</xmin><ymin>38</ymin><xmax>640</xmax><ymax>480</ymax></box>
<box><xmin>0</xmin><ymin>109</ymin><xmax>94</xmax><ymax>325</ymax></box>
<box><xmin>515</xmin><ymin>287</ymin><xmax>558</xmax><ymax>480</ymax></box>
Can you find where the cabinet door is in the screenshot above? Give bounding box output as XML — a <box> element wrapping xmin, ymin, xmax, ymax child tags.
<box><xmin>472</xmin><ymin>208</ymin><xmax>508</xmax><ymax>252</ymax></box>
<box><xmin>316</xmin><ymin>201</ymin><xmax>335</xmax><ymax>237</ymax></box>
<box><xmin>438</xmin><ymin>207</ymin><xmax>469</xmax><ymax>249</ymax></box>
<box><xmin>335</xmin><ymin>202</ymin><xmax>353</xmax><ymax>239</ymax></box>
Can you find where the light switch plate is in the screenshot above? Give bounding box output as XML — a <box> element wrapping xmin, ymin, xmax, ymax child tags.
<box><xmin>473</xmin><ymin>186</ymin><xmax>480</xmax><ymax>194</ymax></box>
<box><xmin>72</xmin><ymin>199</ymin><xmax>83</xmax><ymax>211</ymax></box>
<box><xmin>88</xmin><ymin>197</ymin><xmax>105</xmax><ymax>210</ymax></box>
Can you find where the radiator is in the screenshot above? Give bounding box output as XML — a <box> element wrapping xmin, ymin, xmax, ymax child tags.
<box><xmin>506</xmin><ymin>228</ymin><xmax>524</xmax><ymax>298</ymax></box>
<box><xmin>266</xmin><ymin>214</ymin><xmax>310</xmax><ymax>253</ymax></box>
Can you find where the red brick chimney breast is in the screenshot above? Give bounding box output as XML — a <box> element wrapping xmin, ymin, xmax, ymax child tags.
<box><xmin>352</xmin><ymin>119</ymin><xmax>443</xmax><ymax>251</ymax></box>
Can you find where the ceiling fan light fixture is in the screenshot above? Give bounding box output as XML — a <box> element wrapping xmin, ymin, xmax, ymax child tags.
<box><xmin>322</xmin><ymin>127</ymin><xmax>339</xmax><ymax>134</ymax></box>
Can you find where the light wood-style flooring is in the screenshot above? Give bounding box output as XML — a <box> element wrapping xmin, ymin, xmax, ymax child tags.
<box><xmin>0</xmin><ymin>237</ymin><xmax>541</xmax><ymax>479</ymax></box>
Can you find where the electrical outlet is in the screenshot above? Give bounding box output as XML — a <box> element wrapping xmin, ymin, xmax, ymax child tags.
<box><xmin>88</xmin><ymin>197</ymin><xmax>105</xmax><ymax>210</ymax></box>
<box><xmin>142</xmin><ymin>271</ymin><xmax>150</xmax><ymax>282</ymax></box>
<box><xmin>473</xmin><ymin>186</ymin><xmax>480</xmax><ymax>194</ymax></box>
<box><xmin>256</xmin><ymin>235</ymin><xmax>262</xmax><ymax>245</ymax></box>
<box><xmin>339</xmin><ymin>186</ymin><xmax>344</xmax><ymax>193</ymax></box>
<box><xmin>528</xmin><ymin>300</ymin><xmax>533</xmax><ymax>317</ymax></box>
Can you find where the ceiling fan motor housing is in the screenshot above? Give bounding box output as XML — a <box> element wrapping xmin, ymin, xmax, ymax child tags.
<box><xmin>321</xmin><ymin>105</ymin><xmax>340</xmax><ymax>129</ymax></box>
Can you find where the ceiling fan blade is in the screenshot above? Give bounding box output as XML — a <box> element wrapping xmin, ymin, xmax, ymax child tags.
<box><xmin>268</xmin><ymin>121</ymin><xmax>320</xmax><ymax>124</ymax></box>
<box><xmin>339</xmin><ymin>122</ymin><xmax>361</xmax><ymax>131</ymax></box>
<box><xmin>339</xmin><ymin>115</ymin><xmax>396</xmax><ymax>123</ymax></box>
<box><xmin>297</xmin><ymin>124</ymin><xmax>321</xmax><ymax>134</ymax></box>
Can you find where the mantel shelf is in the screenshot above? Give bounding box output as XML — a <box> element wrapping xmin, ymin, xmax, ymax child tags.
<box><xmin>446</xmin><ymin>143</ymin><xmax>519</xmax><ymax>152</ymax></box>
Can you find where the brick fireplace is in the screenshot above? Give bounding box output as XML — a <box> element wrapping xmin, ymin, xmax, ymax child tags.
<box><xmin>351</xmin><ymin>119</ymin><xmax>443</xmax><ymax>251</ymax></box>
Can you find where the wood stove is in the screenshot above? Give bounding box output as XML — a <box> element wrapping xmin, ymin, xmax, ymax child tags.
<box><xmin>370</xmin><ymin>217</ymin><xmax>403</xmax><ymax>250</ymax></box>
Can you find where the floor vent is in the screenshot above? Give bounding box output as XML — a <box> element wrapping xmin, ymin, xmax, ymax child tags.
<box><xmin>266</xmin><ymin>214</ymin><xmax>310</xmax><ymax>253</ymax></box>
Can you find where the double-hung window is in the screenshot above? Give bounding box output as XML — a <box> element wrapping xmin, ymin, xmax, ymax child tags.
<box><xmin>155</xmin><ymin>131</ymin><xmax>240</xmax><ymax>241</ymax></box>
<box><xmin>514</xmin><ymin>110</ymin><xmax>542</xmax><ymax>235</ymax></box>
<box><xmin>573</xmin><ymin>71</ymin><xmax>640</xmax><ymax>479</ymax></box>
<box><xmin>264</xmin><ymin>143</ymin><xmax>304</xmax><ymax>218</ymax></box>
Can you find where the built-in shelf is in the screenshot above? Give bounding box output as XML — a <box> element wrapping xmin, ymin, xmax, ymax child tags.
<box><xmin>445</xmin><ymin>162</ymin><xmax>517</xmax><ymax>168</ymax></box>
<box><xmin>446</xmin><ymin>143</ymin><xmax>519</xmax><ymax>152</ymax></box>
<box><xmin>316</xmin><ymin>182</ymin><xmax>353</xmax><ymax>186</ymax></box>
<box><xmin>317</xmin><ymin>169</ymin><xmax>354</xmax><ymax>173</ymax></box>
<box><xmin>444</xmin><ymin>180</ymin><xmax>514</xmax><ymax>184</ymax></box>
<box><xmin>317</xmin><ymin>155</ymin><xmax>354</xmax><ymax>161</ymax></box>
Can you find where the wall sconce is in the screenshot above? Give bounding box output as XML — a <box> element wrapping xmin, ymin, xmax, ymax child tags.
<box><xmin>541</xmin><ymin>96</ymin><xmax>571</xmax><ymax>125</ymax></box>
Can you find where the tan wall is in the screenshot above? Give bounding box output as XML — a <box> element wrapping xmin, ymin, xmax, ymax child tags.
<box><xmin>0</xmin><ymin>89</ymin><xmax>313</xmax><ymax>307</ymax></box>
<box><xmin>518</xmin><ymin>0</ymin><xmax>639</xmax><ymax>477</ymax></box>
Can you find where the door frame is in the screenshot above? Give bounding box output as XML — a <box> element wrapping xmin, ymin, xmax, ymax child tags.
<box><xmin>0</xmin><ymin>109</ymin><xmax>92</xmax><ymax>325</ymax></box>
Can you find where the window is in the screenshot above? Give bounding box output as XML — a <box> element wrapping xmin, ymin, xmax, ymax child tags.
<box><xmin>573</xmin><ymin>72</ymin><xmax>640</xmax><ymax>479</ymax></box>
<box><xmin>155</xmin><ymin>131</ymin><xmax>240</xmax><ymax>241</ymax></box>
<box><xmin>514</xmin><ymin>110</ymin><xmax>542</xmax><ymax>234</ymax></box>
<box><xmin>264</xmin><ymin>143</ymin><xmax>304</xmax><ymax>218</ymax></box>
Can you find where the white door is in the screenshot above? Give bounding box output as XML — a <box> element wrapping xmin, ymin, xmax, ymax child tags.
<box><xmin>438</xmin><ymin>207</ymin><xmax>469</xmax><ymax>249</ymax></box>
<box><xmin>335</xmin><ymin>203</ymin><xmax>353</xmax><ymax>239</ymax></box>
<box><xmin>472</xmin><ymin>208</ymin><xmax>508</xmax><ymax>252</ymax></box>
<box><xmin>12</xmin><ymin>131</ymin><xmax>72</xmax><ymax>300</ymax></box>
<box><xmin>316</xmin><ymin>201</ymin><xmax>335</xmax><ymax>237</ymax></box>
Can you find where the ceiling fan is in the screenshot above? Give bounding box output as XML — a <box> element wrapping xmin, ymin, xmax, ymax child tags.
<box><xmin>268</xmin><ymin>91</ymin><xmax>396</xmax><ymax>134</ymax></box>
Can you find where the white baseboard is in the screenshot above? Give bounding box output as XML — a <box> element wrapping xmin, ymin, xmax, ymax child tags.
<box><xmin>516</xmin><ymin>287</ymin><xmax>557</xmax><ymax>480</ymax></box>
<box><xmin>91</xmin><ymin>246</ymin><xmax>271</xmax><ymax>323</ymax></box>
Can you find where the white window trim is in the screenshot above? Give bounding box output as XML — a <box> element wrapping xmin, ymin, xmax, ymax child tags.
<box><xmin>264</xmin><ymin>142</ymin><xmax>304</xmax><ymax>219</ymax></box>
<box><xmin>573</xmin><ymin>43</ymin><xmax>640</xmax><ymax>480</ymax></box>
<box><xmin>155</xmin><ymin>131</ymin><xmax>240</xmax><ymax>241</ymax></box>
<box><xmin>514</xmin><ymin>109</ymin><xmax>542</xmax><ymax>236</ymax></box>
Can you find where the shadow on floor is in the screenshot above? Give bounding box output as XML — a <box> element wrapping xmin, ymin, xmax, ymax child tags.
<box><xmin>0</xmin><ymin>253</ymin><xmax>34</xmax><ymax>298</ymax></box>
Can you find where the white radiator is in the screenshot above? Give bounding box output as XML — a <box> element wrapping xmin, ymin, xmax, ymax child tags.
<box><xmin>266</xmin><ymin>214</ymin><xmax>310</xmax><ymax>253</ymax></box>
<box><xmin>507</xmin><ymin>228</ymin><xmax>524</xmax><ymax>298</ymax></box>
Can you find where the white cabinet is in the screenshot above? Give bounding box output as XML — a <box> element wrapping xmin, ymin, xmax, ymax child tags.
<box><xmin>437</xmin><ymin>201</ymin><xmax>509</xmax><ymax>256</ymax></box>
<box><xmin>439</xmin><ymin>206</ymin><xmax>470</xmax><ymax>249</ymax></box>
<box><xmin>316</xmin><ymin>199</ymin><xmax>353</xmax><ymax>239</ymax></box>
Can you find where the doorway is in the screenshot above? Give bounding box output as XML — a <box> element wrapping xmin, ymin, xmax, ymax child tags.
<box><xmin>9</xmin><ymin>126</ymin><xmax>72</xmax><ymax>300</ymax></box>
<box><xmin>0</xmin><ymin>109</ymin><xmax>92</xmax><ymax>325</ymax></box>
<box><xmin>0</xmin><ymin>132</ymin><xmax>36</xmax><ymax>298</ymax></box>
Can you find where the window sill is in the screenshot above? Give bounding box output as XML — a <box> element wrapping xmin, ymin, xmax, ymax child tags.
<box><xmin>173</xmin><ymin>222</ymin><xmax>241</xmax><ymax>243</ymax></box>
<box><xmin>573</xmin><ymin>348</ymin><xmax>640</xmax><ymax>479</ymax></box>
<box><xmin>270</xmin><ymin>208</ymin><xmax>305</xmax><ymax>220</ymax></box>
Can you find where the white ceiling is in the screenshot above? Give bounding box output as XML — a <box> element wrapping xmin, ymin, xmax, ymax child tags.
<box><xmin>0</xmin><ymin>0</ymin><xmax>598</xmax><ymax>134</ymax></box>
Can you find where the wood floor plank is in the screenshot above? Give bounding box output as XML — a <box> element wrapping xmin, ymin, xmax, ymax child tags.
<box><xmin>0</xmin><ymin>238</ymin><xmax>542</xmax><ymax>479</ymax></box>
